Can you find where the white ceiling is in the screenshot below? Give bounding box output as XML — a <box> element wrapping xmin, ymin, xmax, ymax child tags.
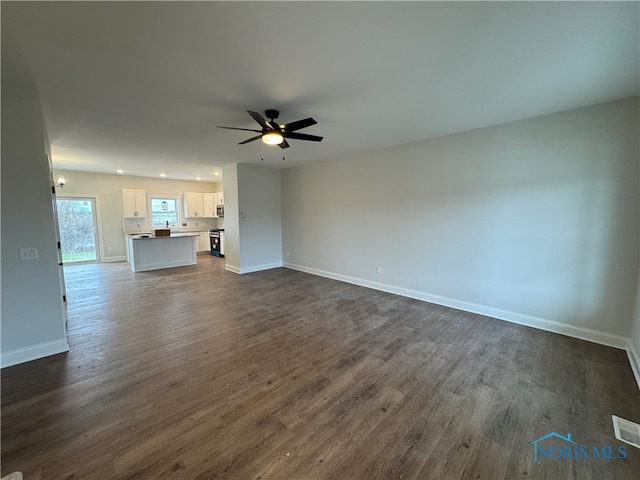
<box><xmin>3</xmin><ymin>2</ymin><xmax>638</xmax><ymax>182</ymax></box>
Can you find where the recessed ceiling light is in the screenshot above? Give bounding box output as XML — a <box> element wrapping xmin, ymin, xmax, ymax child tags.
<box><xmin>196</xmin><ymin>176</ymin><xmax>201</xmax><ymax>181</ymax></box>
<box><xmin>160</xmin><ymin>172</ymin><xmax>166</xmax><ymax>178</ymax></box>
<box><xmin>116</xmin><ymin>169</ymin><xmax>124</xmax><ymax>174</ymax></box>
<box><xmin>213</xmin><ymin>172</ymin><xmax>221</xmax><ymax>176</ymax></box>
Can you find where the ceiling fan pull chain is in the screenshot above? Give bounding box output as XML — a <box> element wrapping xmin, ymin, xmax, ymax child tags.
<box><xmin>261</xmin><ymin>140</ymin><xmax>264</xmax><ymax>161</ymax></box>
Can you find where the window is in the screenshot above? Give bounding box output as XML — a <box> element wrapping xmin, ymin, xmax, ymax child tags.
<box><xmin>56</xmin><ymin>197</ymin><xmax>99</xmax><ymax>263</ymax></box>
<box><xmin>150</xmin><ymin>197</ymin><xmax>179</xmax><ymax>227</ymax></box>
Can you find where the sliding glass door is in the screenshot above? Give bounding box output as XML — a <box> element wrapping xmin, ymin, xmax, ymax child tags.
<box><xmin>56</xmin><ymin>197</ymin><xmax>99</xmax><ymax>264</ymax></box>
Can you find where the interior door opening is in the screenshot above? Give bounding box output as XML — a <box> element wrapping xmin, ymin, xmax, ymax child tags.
<box><xmin>56</xmin><ymin>197</ymin><xmax>100</xmax><ymax>264</ymax></box>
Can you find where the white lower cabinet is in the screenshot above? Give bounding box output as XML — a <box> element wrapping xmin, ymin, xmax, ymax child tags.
<box><xmin>199</xmin><ymin>231</ymin><xmax>211</xmax><ymax>253</ymax></box>
<box><xmin>127</xmin><ymin>235</ymin><xmax>198</xmax><ymax>272</ymax></box>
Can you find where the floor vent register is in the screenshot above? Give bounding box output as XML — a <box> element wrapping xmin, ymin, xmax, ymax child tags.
<box><xmin>612</xmin><ymin>415</ymin><xmax>640</xmax><ymax>449</ymax></box>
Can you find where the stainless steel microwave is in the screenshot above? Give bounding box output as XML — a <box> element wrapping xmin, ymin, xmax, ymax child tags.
<box><xmin>216</xmin><ymin>205</ymin><xmax>224</xmax><ymax>217</ymax></box>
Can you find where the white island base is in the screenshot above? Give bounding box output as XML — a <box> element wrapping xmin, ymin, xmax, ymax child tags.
<box><xmin>127</xmin><ymin>234</ymin><xmax>198</xmax><ymax>272</ymax></box>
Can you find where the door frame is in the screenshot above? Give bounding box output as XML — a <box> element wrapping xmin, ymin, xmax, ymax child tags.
<box><xmin>56</xmin><ymin>194</ymin><xmax>104</xmax><ymax>264</ymax></box>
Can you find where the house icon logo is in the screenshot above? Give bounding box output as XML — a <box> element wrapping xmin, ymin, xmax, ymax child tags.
<box><xmin>528</xmin><ymin>431</ymin><xmax>627</xmax><ymax>462</ymax></box>
<box><xmin>528</xmin><ymin>432</ymin><xmax>577</xmax><ymax>462</ymax></box>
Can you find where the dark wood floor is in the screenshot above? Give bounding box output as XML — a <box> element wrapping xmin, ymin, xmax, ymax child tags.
<box><xmin>2</xmin><ymin>256</ymin><xmax>639</xmax><ymax>479</ymax></box>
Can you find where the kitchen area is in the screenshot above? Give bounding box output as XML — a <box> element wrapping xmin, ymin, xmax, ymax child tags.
<box><xmin>123</xmin><ymin>189</ymin><xmax>225</xmax><ymax>271</ymax></box>
<box><xmin>52</xmin><ymin>169</ymin><xmax>225</xmax><ymax>271</ymax></box>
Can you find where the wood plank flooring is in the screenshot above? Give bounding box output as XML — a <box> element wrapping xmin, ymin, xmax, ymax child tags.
<box><xmin>2</xmin><ymin>256</ymin><xmax>639</xmax><ymax>479</ymax></box>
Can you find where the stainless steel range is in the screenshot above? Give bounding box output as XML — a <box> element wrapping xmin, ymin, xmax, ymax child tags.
<box><xmin>209</xmin><ymin>229</ymin><xmax>225</xmax><ymax>257</ymax></box>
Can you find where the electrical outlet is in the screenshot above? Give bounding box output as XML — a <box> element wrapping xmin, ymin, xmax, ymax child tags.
<box><xmin>286</xmin><ymin>251</ymin><xmax>290</xmax><ymax>257</ymax></box>
<box><xmin>376</xmin><ymin>266</ymin><xmax>382</xmax><ymax>274</ymax></box>
<box><xmin>19</xmin><ymin>248</ymin><xmax>39</xmax><ymax>260</ymax></box>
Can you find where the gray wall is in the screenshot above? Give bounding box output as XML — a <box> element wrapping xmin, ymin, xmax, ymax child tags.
<box><xmin>282</xmin><ymin>98</ymin><xmax>639</xmax><ymax>345</ymax></box>
<box><xmin>237</xmin><ymin>164</ymin><xmax>282</xmax><ymax>271</ymax></box>
<box><xmin>631</xmin><ymin>154</ymin><xmax>640</xmax><ymax>382</ymax></box>
<box><xmin>631</xmin><ymin>277</ymin><xmax>640</xmax><ymax>383</ymax></box>
<box><xmin>222</xmin><ymin>164</ymin><xmax>240</xmax><ymax>270</ymax></box>
<box><xmin>1</xmin><ymin>82</ymin><xmax>68</xmax><ymax>366</ymax></box>
<box><xmin>223</xmin><ymin>163</ymin><xmax>282</xmax><ymax>273</ymax></box>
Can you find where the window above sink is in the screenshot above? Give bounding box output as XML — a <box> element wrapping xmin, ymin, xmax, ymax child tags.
<box><xmin>150</xmin><ymin>196</ymin><xmax>179</xmax><ymax>227</ymax></box>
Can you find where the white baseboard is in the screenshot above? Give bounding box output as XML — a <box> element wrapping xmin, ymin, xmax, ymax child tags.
<box><xmin>225</xmin><ymin>264</ymin><xmax>241</xmax><ymax>274</ymax></box>
<box><xmin>628</xmin><ymin>341</ymin><xmax>640</xmax><ymax>391</ymax></box>
<box><xmin>283</xmin><ymin>262</ymin><xmax>630</xmax><ymax>351</ymax></box>
<box><xmin>1</xmin><ymin>338</ymin><xmax>69</xmax><ymax>368</ymax></box>
<box><xmin>226</xmin><ymin>262</ymin><xmax>283</xmax><ymax>274</ymax></box>
<box><xmin>101</xmin><ymin>255</ymin><xmax>127</xmax><ymax>263</ymax></box>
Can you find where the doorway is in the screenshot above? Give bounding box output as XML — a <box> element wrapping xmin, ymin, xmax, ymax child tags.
<box><xmin>56</xmin><ymin>197</ymin><xmax>100</xmax><ymax>264</ymax></box>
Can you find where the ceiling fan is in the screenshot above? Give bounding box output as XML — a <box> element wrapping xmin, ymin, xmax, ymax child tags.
<box><xmin>216</xmin><ymin>109</ymin><xmax>323</xmax><ymax>149</ymax></box>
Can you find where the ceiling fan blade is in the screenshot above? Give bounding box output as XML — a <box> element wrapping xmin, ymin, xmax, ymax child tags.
<box><xmin>238</xmin><ymin>135</ymin><xmax>262</xmax><ymax>145</ymax></box>
<box><xmin>282</xmin><ymin>117</ymin><xmax>317</xmax><ymax>132</ymax></box>
<box><xmin>216</xmin><ymin>126</ymin><xmax>262</xmax><ymax>133</ymax></box>
<box><xmin>285</xmin><ymin>132</ymin><xmax>323</xmax><ymax>142</ymax></box>
<box><xmin>278</xmin><ymin>139</ymin><xmax>290</xmax><ymax>149</ymax></box>
<box><xmin>247</xmin><ymin>110</ymin><xmax>271</xmax><ymax>130</ymax></box>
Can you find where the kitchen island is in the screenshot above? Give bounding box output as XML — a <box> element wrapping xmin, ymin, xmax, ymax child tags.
<box><xmin>126</xmin><ymin>233</ymin><xmax>198</xmax><ymax>272</ymax></box>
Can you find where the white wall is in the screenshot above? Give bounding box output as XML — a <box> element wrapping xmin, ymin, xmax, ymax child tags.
<box><xmin>222</xmin><ymin>164</ymin><xmax>240</xmax><ymax>271</ymax></box>
<box><xmin>53</xmin><ymin>169</ymin><xmax>221</xmax><ymax>260</ymax></box>
<box><xmin>282</xmin><ymin>98</ymin><xmax>639</xmax><ymax>346</ymax></box>
<box><xmin>1</xmin><ymin>82</ymin><xmax>69</xmax><ymax>367</ymax></box>
<box><xmin>223</xmin><ymin>163</ymin><xmax>282</xmax><ymax>273</ymax></box>
<box><xmin>237</xmin><ymin>164</ymin><xmax>282</xmax><ymax>271</ymax></box>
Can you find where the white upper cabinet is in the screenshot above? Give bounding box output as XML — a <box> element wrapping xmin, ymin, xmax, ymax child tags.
<box><xmin>203</xmin><ymin>193</ymin><xmax>216</xmax><ymax>218</ymax></box>
<box><xmin>184</xmin><ymin>192</ymin><xmax>219</xmax><ymax>218</ymax></box>
<box><xmin>183</xmin><ymin>192</ymin><xmax>205</xmax><ymax>218</ymax></box>
<box><xmin>215</xmin><ymin>192</ymin><xmax>224</xmax><ymax>205</ymax></box>
<box><xmin>122</xmin><ymin>189</ymin><xmax>147</xmax><ymax>217</ymax></box>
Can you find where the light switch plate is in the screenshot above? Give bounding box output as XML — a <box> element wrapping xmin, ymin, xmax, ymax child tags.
<box><xmin>19</xmin><ymin>248</ymin><xmax>39</xmax><ymax>260</ymax></box>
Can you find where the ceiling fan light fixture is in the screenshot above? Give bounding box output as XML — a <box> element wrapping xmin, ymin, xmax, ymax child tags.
<box><xmin>217</xmin><ymin>110</ymin><xmax>322</xmax><ymax>151</ymax></box>
<box><xmin>262</xmin><ymin>132</ymin><xmax>284</xmax><ymax>145</ymax></box>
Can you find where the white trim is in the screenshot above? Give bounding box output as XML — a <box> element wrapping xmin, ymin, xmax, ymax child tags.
<box><xmin>627</xmin><ymin>340</ymin><xmax>640</xmax><ymax>391</ymax></box>
<box><xmin>94</xmin><ymin>195</ymin><xmax>104</xmax><ymax>261</ymax></box>
<box><xmin>226</xmin><ymin>262</ymin><xmax>283</xmax><ymax>274</ymax></box>
<box><xmin>283</xmin><ymin>262</ymin><xmax>630</xmax><ymax>351</ymax></box>
<box><xmin>147</xmin><ymin>193</ymin><xmax>183</xmax><ymax>226</ymax></box>
<box><xmin>1</xmin><ymin>339</ymin><xmax>69</xmax><ymax>368</ymax></box>
<box><xmin>225</xmin><ymin>264</ymin><xmax>241</xmax><ymax>274</ymax></box>
<box><xmin>101</xmin><ymin>255</ymin><xmax>127</xmax><ymax>263</ymax></box>
<box><xmin>57</xmin><ymin>193</ymin><xmax>103</xmax><ymax>262</ymax></box>
<box><xmin>612</xmin><ymin>415</ymin><xmax>640</xmax><ymax>449</ymax></box>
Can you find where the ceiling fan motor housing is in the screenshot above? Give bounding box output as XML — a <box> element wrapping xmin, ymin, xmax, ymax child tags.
<box><xmin>265</xmin><ymin>109</ymin><xmax>280</xmax><ymax>121</ymax></box>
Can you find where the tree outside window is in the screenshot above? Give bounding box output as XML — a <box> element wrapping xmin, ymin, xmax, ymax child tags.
<box><xmin>56</xmin><ymin>198</ymin><xmax>98</xmax><ymax>263</ymax></box>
